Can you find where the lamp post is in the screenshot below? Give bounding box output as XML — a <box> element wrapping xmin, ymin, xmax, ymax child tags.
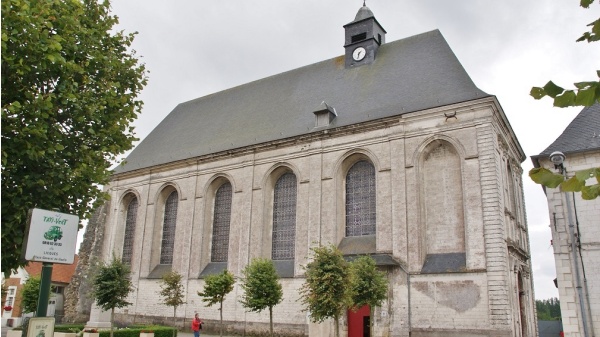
<box><xmin>549</xmin><ymin>151</ymin><xmax>590</xmax><ymax>337</ymax></box>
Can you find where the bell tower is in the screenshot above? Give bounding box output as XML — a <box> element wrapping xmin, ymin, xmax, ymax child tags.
<box><xmin>343</xmin><ymin>3</ymin><xmax>386</xmax><ymax>68</ymax></box>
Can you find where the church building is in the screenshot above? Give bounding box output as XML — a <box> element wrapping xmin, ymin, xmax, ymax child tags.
<box><xmin>75</xmin><ymin>5</ymin><xmax>537</xmax><ymax>337</ymax></box>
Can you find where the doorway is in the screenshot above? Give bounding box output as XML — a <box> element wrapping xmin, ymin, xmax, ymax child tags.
<box><xmin>348</xmin><ymin>305</ymin><xmax>370</xmax><ymax>337</ymax></box>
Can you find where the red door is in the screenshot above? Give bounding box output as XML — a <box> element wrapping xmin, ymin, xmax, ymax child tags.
<box><xmin>348</xmin><ymin>305</ymin><xmax>370</xmax><ymax>337</ymax></box>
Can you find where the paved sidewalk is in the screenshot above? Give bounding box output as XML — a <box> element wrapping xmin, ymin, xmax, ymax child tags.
<box><xmin>0</xmin><ymin>328</ymin><xmax>239</xmax><ymax>337</ymax></box>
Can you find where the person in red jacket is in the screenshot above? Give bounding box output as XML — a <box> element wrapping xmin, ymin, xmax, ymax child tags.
<box><xmin>191</xmin><ymin>313</ymin><xmax>203</xmax><ymax>337</ymax></box>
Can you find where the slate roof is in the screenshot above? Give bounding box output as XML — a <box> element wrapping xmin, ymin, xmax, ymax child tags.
<box><xmin>538</xmin><ymin>320</ymin><xmax>563</xmax><ymax>337</ymax></box>
<box><xmin>115</xmin><ymin>29</ymin><xmax>489</xmax><ymax>174</ymax></box>
<box><xmin>532</xmin><ymin>103</ymin><xmax>600</xmax><ymax>165</ymax></box>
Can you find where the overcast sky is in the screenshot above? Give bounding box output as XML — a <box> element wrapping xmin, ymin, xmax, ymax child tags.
<box><xmin>96</xmin><ymin>1</ymin><xmax>599</xmax><ymax>300</ymax></box>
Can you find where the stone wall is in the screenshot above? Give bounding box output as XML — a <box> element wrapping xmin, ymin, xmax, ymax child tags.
<box><xmin>63</xmin><ymin>202</ymin><xmax>109</xmax><ymax>323</ymax></box>
<box><xmin>540</xmin><ymin>151</ymin><xmax>600</xmax><ymax>337</ymax></box>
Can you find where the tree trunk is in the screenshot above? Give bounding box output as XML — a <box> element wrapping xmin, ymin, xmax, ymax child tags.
<box><xmin>269</xmin><ymin>306</ymin><xmax>273</xmax><ymax>337</ymax></box>
<box><xmin>173</xmin><ymin>306</ymin><xmax>177</xmax><ymax>337</ymax></box>
<box><xmin>110</xmin><ymin>308</ymin><xmax>115</xmax><ymax>337</ymax></box>
<box><xmin>219</xmin><ymin>300</ymin><xmax>223</xmax><ymax>337</ymax></box>
<box><xmin>334</xmin><ymin>314</ymin><xmax>339</xmax><ymax>337</ymax></box>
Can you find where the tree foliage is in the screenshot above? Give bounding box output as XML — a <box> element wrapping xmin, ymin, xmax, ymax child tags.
<box><xmin>20</xmin><ymin>276</ymin><xmax>41</xmax><ymax>314</ymax></box>
<box><xmin>300</xmin><ymin>245</ymin><xmax>350</xmax><ymax>337</ymax></box>
<box><xmin>198</xmin><ymin>270</ymin><xmax>235</xmax><ymax>337</ymax></box>
<box><xmin>528</xmin><ymin>0</ymin><xmax>600</xmax><ymax>200</ymax></box>
<box><xmin>530</xmin><ymin>0</ymin><xmax>599</xmax><ymax>107</ymax></box>
<box><xmin>159</xmin><ymin>271</ymin><xmax>186</xmax><ymax>329</ymax></box>
<box><xmin>536</xmin><ymin>297</ymin><xmax>561</xmax><ymax>321</ymax></box>
<box><xmin>348</xmin><ymin>256</ymin><xmax>388</xmax><ymax>337</ymax></box>
<box><xmin>530</xmin><ymin>167</ymin><xmax>600</xmax><ymax>200</ymax></box>
<box><xmin>240</xmin><ymin>258</ymin><xmax>283</xmax><ymax>337</ymax></box>
<box><xmin>1</xmin><ymin>0</ymin><xmax>148</xmax><ymax>274</ymax></box>
<box><xmin>91</xmin><ymin>256</ymin><xmax>134</xmax><ymax>337</ymax></box>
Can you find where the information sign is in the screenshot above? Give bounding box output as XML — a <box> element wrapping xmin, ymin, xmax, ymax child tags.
<box><xmin>23</xmin><ymin>208</ymin><xmax>79</xmax><ymax>264</ymax></box>
<box><xmin>26</xmin><ymin>317</ymin><xmax>55</xmax><ymax>337</ymax></box>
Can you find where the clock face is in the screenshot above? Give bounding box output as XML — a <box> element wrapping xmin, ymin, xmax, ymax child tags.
<box><xmin>352</xmin><ymin>47</ymin><xmax>366</xmax><ymax>61</ymax></box>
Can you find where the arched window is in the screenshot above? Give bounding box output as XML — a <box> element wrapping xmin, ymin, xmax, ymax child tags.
<box><xmin>122</xmin><ymin>197</ymin><xmax>138</xmax><ymax>265</ymax></box>
<box><xmin>160</xmin><ymin>191</ymin><xmax>178</xmax><ymax>264</ymax></box>
<box><xmin>211</xmin><ymin>182</ymin><xmax>232</xmax><ymax>262</ymax></box>
<box><xmin>272</xmin><ymin>172</ymin><xmax>297</xmax><ymax>260</ymax></box>
<box><xmin>345</xmin><ymin>160</ymin><xmax>376</xmax><ymax>236</ymax></box>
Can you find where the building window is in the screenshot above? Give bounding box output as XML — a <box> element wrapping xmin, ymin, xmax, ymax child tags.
<box><xmin>160</xmin><ymin>191</ymin><xmax>178</xmax><ymax>264</ymax></box>
<box><xmin>345</xmin><ymin>160</ymin><xmax>376</xmax><ymax>236</ymax></box>
<box><xmin>352</xmin><ymin>32</ymin><xmax>367</xmax><ymax>43</ymax></box>
<box><xmin>5</xmin><ymin>286</ymin><xmax>16</xmax><ymax>308</ymax></box>
<box><xmin>122</xmin><ymin>197</ymin><xmax>138</xmax><ymax>265</ymax></box>
<box><xmin>211</xmin><ymin>182</ymin><xmax>232</xmax><ymax>262</ymax></box>
<box><xmin>272</xmin><ymin>172</ymin><xmax>297</xmax><ymax>260</ymax></box>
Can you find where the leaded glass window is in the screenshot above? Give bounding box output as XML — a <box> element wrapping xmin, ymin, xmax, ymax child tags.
<box><xmin>272</xmin><ymin>172</ymin><xmax>297</xmax><ymax>260</ymax></box>
<box><xmin>345</xmin><ymin>160</ymin><xmax>376</xmax><ymax>236</ymax></box>
<box><xmin>160</xmin><ymin>191</ymin><xmax>178</xmax><ymax>264</ymax></box>
<box><xmin>211</xmin><ymin>182</ymin><xmax>232</xmax><ymax>262</ymax></box>
<box><xmin>122</xmin><ymin>197</ymin><xmax>138</xmax><ymax>265</ymax></box>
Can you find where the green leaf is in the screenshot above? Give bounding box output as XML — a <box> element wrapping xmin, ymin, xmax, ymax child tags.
<box><xmin>581</xmin><ymin>184</ymin><xmax>600</xmax><ymax>200</ymax></box>
<box><xmin>573</xmin><ymin>81</ymin><xmax>597</xmax><ymax>89</ymax></box>
<box><xmin>554</xmin><ymin>90</ymin><xmax>576</xmax><ymax>107</ymax></box>
<box><xmin>574</xmin><ymin>168</ymin><xmax>596</xmax><ymax>182</ymax></box>
<box><xmin>530</xmin><ymin>87</ymin><xmax>546</xmax><ymax>100</ymax></box>
<box><xmin>529</xmin><ymin>167</ymin><xmax>564</xmax><ymax>188</ymax></box>
<box><xmin>543</xmin><ymin>81</ymin><xmax>565</xmax><ymax>98</ymax></box>
<box><xmin>580</xmin><ymin>0</ymin><xmax>593</xmax><ymax>8</ymax></box>
<box><xmin>561</xmin><ymin>175</ymin><xmax>585</xmax><ymax>192</ymax></box>
<box><xmin>575</xmin><ymin>86</ymin><xmax>597</xmax><ymax>106</ymax></box>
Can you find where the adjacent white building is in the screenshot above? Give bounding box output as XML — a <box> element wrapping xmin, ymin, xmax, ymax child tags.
<box><xmin>532</xmin><ymin>103</ymin><xmax>600</xmax><ymax>337</ymax></box>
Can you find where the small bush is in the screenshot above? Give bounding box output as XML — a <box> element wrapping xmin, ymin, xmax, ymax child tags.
<box><xmin>53</xmin><ymin>325</ymin><xmax>175</xmax><ymax>337</ymax></box>
<box><xmin>95</xmin><ymin>326</ymin><xmax>176</xmax><ymax>337</ymax></box>
<box><xmin>55</xmin><ymin>324</ymin><xmax>86</xmax><ymax>333</ymax></box>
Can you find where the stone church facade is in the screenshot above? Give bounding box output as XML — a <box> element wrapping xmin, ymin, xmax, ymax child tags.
<box><xmin>72</xmin><ymin>5</ymin><xmax>537</xmax><ymax>337</ymax></box>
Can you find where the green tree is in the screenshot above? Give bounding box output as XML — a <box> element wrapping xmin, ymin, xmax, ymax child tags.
<box><xmin>300</xmin><ymin>245</ymin><xmax>350</xmax><ymax>337</ymax></box>
<box><xmin>159</xmin><ymin>271</ymin><xmax>186</xmax><ymax>333</ymax></box>
<box><xmin>91</xmin><ymin>256</ymin><xmax>134</xmax><ymax>337</ymax></box>
<box><xmin>529</xmin><ymin>0</ymin><xmax>600</xmax><ymax>200</ymax></box>
<box><xmin>1</xmin><ymin>0</ymin><xmax>148</xmax><ymax>274</ymax></box>
<box><xmin>240</xmin><ymin>258</ymin><xmax>283</xmax><ymax>337</ymax></box>
<box><xmin>348</xmin><ymin>256</ymin><xmax>388</xmax><ymax>337</ymax></box>
<box><xmin>197</xmin><ymin>270</ymin><xmax>235</xmax><ymax>337</ymax></box>
<box><xmin>536</xmin><ymin>297</ymin><xmax>561</xmax><ymax>321</ymax></box>
<box><xmin>20</xmin><ymin>276</ymin><xmax>41</xmax><ymax>314</ymax></box>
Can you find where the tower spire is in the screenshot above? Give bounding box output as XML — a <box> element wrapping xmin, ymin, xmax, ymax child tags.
<box><xmin>343</xmin><ymin>3</ymin><xmax>387</xmax><ymax>68</ymax></box>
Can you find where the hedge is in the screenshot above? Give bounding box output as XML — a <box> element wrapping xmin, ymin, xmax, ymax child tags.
<box><xmin>52</xmin><ymin>325</ymin><xmax>176</xmax><ymax>337</ymax></box>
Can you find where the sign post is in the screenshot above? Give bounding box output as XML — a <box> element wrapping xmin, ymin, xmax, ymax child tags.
<box><xmin>23</xmin><ymin>208</ymin><xmax>79</xmax><ymax>317</ymax></box>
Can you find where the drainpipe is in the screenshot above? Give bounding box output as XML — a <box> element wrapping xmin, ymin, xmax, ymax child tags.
<box><xmin>561</xmin><ymin>169</ymin><xmax>589</xmax><ymax>337</ymax></box>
